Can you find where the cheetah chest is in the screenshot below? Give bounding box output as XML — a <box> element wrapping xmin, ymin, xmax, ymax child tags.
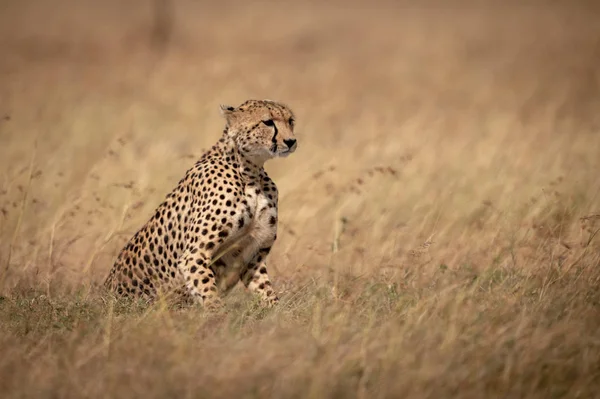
<box><xmin>242</xmin><ymin>186</ymin><xmax>277</xmax><ymax>249</ymax></box>
<box><xmin>216</xmin><ymin>185</ymin><xmax>276</xmax><ymax>266</ymax></box>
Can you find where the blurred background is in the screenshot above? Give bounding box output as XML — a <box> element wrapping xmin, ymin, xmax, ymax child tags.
<box><xmin>2</xmin><ymin>1</ymin><xmax>600</xmax><ymax>397</ymax></box>
<box><xmin>0</xmin><ymin>0</ymin><xmax>599</xmax><ymax>291</ymax></box>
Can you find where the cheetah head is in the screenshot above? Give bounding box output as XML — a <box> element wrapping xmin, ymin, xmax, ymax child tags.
<box><xmin>220</xmin><ymin>99</ymin><xmax>297</xmax><ymax>165</ymax></box>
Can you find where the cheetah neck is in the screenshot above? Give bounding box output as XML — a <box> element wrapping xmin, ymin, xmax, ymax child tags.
<box><xmin>217</xmin><ymin>134</ymin><xmax>263</xmax><ymax>183</ymax></box>
<box><xmin>236</xmin><ymin>152</ymin><xmax>263</xmax><ymax>183</ymax></box>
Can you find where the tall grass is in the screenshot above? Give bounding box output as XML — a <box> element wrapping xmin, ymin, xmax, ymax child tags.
<box><xmin>1</xmin><ymin>0</ymin><xmax>599</xmax><ymax>397</ymax></box>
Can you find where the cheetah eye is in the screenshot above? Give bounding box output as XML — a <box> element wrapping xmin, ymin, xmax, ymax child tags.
<box><xmin>262</xmin><ymin>119</ymin><xmax>275</xmax><ymax>127</ymax></box>
<box><xmin>288</xmin><ymin>118</ymin><xmax>295</xmax><ymax>127</ymax></box>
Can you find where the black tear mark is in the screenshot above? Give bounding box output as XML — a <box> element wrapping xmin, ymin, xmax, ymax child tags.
<box><xmin>270</xmin><ymin>123</ymin><xmax>278</xmax><ymax>153</ymax></box>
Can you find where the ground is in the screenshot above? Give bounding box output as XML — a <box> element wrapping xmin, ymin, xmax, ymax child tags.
<box><xmin>1</xmin><ymin>0</ymin><xmax>600</xmax><ymax>398</ymax></box>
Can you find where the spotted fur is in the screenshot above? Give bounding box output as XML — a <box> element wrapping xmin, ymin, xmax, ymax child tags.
<box><xmin>104</xmin><ymin>99</ymin><xmax>297</xmax><ymax>308</ymax></box>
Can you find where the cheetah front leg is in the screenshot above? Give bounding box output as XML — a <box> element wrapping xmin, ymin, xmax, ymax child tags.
<box><xmin>241</xmin><ymin>246</ymin><xmax>279</xmax><ymax>307</ymax></box>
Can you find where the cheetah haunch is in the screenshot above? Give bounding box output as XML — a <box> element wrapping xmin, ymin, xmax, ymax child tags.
<box><xmin>104</xmin><ymin>99</ymin><xmax>297</xmax><ymax>308</ymax></box>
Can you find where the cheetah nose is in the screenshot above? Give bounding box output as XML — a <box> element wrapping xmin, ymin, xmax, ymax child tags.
<box><xmin>283</xmin><ymin>139</ymin><xmax>297</xmax><ymax>149</ymax></box>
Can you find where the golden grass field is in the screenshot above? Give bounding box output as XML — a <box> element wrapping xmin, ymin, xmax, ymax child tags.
<box><xmin>1</xmin><ymin>0</ymin><xmax>600</xmax><ymax>397</ymax></box>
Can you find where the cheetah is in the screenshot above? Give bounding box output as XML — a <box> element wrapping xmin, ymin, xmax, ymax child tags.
<box><xmin>103</xmin><ymin>99</ymin><xmax>297</xmax><ymax>308</ymax></box>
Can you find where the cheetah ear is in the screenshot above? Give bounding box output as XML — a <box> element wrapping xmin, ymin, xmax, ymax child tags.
<box><xmin>219</xmin><ymin>104</ymin><xmax>236</xmax><ymax>126</ymax></box>
<box><xmin>220</xmin><ymin>104</ymin><xmax>235</xmax><ymax>113</ymax></box>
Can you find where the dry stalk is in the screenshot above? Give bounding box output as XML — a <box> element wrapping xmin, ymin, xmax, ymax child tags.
<box><xmin>1</xmin><ymin>139</ymin><xmax>37</xmax><ymax>289</ymax></box>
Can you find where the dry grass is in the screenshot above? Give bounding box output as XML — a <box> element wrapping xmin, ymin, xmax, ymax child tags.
<box><xmin>1</xmin><ymin>0</ymin><xmax>600</xmax><ymax>397</ymax></box>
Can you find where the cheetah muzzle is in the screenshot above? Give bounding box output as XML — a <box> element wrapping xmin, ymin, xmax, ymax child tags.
<box><xmin>103</xmin><ymin>99</ymin><xmax>298</xmax><ymax>309</ymax></box>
